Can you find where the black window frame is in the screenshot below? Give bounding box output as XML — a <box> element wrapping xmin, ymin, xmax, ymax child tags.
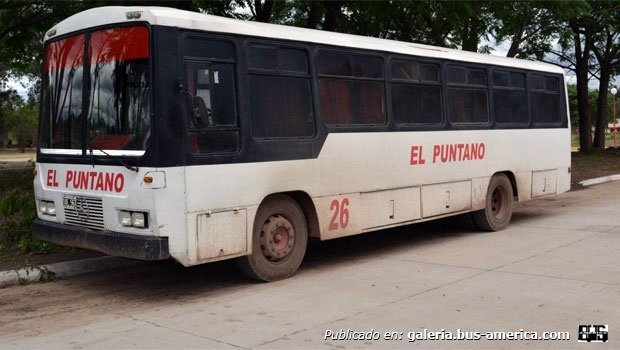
<box><xmin>445</xmin><ymin>64</ymin><xmax>491</xmax><ymax>127</ymax></box>
<box><xmin>245</xmin><ymin>40</ymin><xmax>317</xmax><ymax>141</ymax></box>
<box><xmin>316</xmin><ymin>48</ymin><xmax>388</xmax><ymax>129</ymax></box>
<box><xmin>491</xmin><ymin>69</ymin><xmax>529</xmax><ymax>128</ymax></box>
<box><xmin>181</xmin><ymin>33</ymin><xmax>242</xmax><ymax>156</ymax></box>
<box><xmin>388</xmin><ymin>57</ymin><xmax>444</xmax><ymax>127</ymax></box>
<box><xmin>528</xmin><ymin>73</ymin><xmax>562</xmax><ymax>127</ymax></box>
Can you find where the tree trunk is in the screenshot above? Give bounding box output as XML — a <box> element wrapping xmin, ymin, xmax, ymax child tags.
<box><xmin>593</xmin><ymin>66</ymin><xmax>611</xmax><ymax>150</ymax></box>
<box><xmin>460</xmin><ymin>16</ymin><xmax>481</xmax><ymax>52</ymax></box>
<box><xmin>254</xmin><ymin>0</ymin><xmax>275</xmax><ymax>23</ymax></box>
<box><xmin>570</xmin><ymin>21</ymin><xmax>593</xmax><ymax>152</ymax></box>
<box><xmin>306</xmin><ymin>1</ymin><xmax>322</xmax><ymax>29</ymax></box>
<box><xmin>576</xmin><ymin>64</ymin><xmax>591</xmax><ymax>152</ymax></box>
<box><xmin>323</xmin><ymin>1</ymin><xmax>343</xmax><ymax>32</ymax></box>
<box><xmin>505</xmin><ymin>23</ymin><xmax>525</xmax><ymax>58</ymax></box>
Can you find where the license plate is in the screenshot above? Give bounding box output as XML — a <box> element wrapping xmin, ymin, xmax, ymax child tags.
<box><xmin>63</xmin><ymin>196</ymin><xmax>77</xmax><ymax>210</ymax></box>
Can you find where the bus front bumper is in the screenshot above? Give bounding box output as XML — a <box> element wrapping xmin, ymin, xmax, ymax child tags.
<box><xmin>32</xmin><ymin>219</ymin><xmax>170</xmax><ymax>261</ymax></box>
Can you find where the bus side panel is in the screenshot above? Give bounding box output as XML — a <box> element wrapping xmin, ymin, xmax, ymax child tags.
<box><xmin>312</xmin><ymin>128</ymin><xmax>570</xmax><ymax>240</ymax></box>
<box><xmin>183</xmin><ymin>161</ymin><xmax>317</xmax><ymax>265</ymax></box>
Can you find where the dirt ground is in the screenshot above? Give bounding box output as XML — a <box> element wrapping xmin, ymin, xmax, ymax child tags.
<box><xmin>0</xmin><ymin>149</ymin><xmax>36</xmax><ymax>163</ymax></box>
<box><xmin>570</xmin><ymin>147</ymin><xmax>620</xmax><ymax>187</ymax></box>
<box><xmin>0</xmin><ymin>149</ymin><xmax>619</xmax><ymax>272</ymax></box>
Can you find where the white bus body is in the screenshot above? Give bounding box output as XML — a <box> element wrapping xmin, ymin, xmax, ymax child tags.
<box><xmin>33</xmin><ymin>7</ymin><xmax>570</xmax><ymax>281</ymax></box>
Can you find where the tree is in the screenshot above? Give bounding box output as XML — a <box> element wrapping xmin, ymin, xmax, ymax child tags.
<box><xmin>0</xmin><ymin>87</ymin><xmax>21</xmax><ymax>147</ymax></box>
<box><xmin>5</xmin><ymin>96</ymin><xmax>37</xmax><ymax>150</ymax></box>
<box><xmin>590</xmin><ymin>1</ymin><xmax>620</xmax><ymax>150</ymax></box>
<box><xmin>491</xmin><ymin>1</ymin><xmax>569</xmax><ymax>59</ymax></box>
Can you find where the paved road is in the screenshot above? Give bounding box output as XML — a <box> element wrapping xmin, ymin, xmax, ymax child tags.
<box><xmin>1</xmin><ymin>182</ymin><xmax>619</xmax><ymax>349</ymax></box>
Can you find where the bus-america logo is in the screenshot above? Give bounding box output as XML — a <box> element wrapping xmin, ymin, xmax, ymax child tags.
<box><xmin>45</xmin><ymin>169</ymin><xmax>124</xmax><ymax>193</ymax></box>
<box><xmin>578</xmin><ymin>325</ymin><xmax>608</xmax><ymax>342</ymax></box>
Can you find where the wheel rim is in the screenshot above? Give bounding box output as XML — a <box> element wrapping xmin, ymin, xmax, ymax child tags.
<box><xmin>491</xmin><ymin>185</ymin><xmax>509</xmax><ymax>220</ymax></box>
<box><xmin>259</xmin><ymin>214</ymin><xmax>295</xmax><ymax>262</ymax></box>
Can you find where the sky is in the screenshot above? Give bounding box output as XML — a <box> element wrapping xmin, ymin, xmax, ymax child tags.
<box><xmin>6</xmin><ymin>76</ymin><xmax>35</xmax><ymax>99</ymax></box>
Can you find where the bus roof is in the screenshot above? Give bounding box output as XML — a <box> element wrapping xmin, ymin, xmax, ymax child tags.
<box><xmin>47</xmin><ymin>6</ymin><xmax>564</xmax><ymax>75</ymax></box>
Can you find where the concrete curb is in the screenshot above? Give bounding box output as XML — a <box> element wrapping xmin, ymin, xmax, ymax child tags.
<box><xmin>579</xmin><ymin>174</ymin><xmax>620</xmax><ymax>187</ymax></box>
<box><xmin>0</xmin><ymin>256</ymin><xmax>143</xmax><ymax>288</ymax></box>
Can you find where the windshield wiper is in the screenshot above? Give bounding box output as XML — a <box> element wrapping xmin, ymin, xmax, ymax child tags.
<box><xmin>87</xmin><ymin>139</ymin><xmax>139</xmax><ymax>173</ymax></box>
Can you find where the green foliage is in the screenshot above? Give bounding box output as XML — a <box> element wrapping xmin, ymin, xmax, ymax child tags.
<box><xmin>0</xmin><ymin>187</ymin><xmax>35</xmax><ymax>246</ymax></box>
<box><xmin>0</xmin><ymin>169</ymin><xmax>56</xmax><ymax>254</ymax></box>
<box><xmin>4</xmin><ymin>98</ymin><xmax>38</xmax><ymax>147</ymax></box>
<box><xmin>567</xmin><ymin>84</ymin><xmax>616</xmax><ymax>126</ymax></box>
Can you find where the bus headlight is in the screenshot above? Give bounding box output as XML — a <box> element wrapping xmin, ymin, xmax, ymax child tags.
<box><xmin>131</xmin><ymin>212</ymin><xmax>146</xmax><ymax>228</ymax></box>
<box><xmin>118</xmin><ymin>210</ymin><xmax>148</xmax><ymax>228</ymax></box>
<box><xmin>39</xmin><ymin>200</ymin><xmax>56</xmax><ymax>216</ymax></box>
<box><xmin>39</xmin><ymin>201</ymin><xmax>48</xmax><ymax>214</ymax></box>
<box><xmin>119</xmin><ymin>211</ymin><xmax>132</xmax><ymax>226</ymax></box>
<box><xmin>46</xmin><ymin>202</ymin><xmax>56</xmax><ymax>215</ymax></box>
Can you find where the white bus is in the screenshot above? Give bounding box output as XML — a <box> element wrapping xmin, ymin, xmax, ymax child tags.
<box><xmin>33</xmin><ymin>7</ymin><xmax>571</xmax><ymax>281</ymax></box>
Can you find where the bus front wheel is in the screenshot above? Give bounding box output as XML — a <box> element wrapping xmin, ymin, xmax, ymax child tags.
<box><xmin>237</xmin><ymin>194</ymin><xmax>308</xmax><ymax>281</ymax></box>
<box><xmin>472</xmin><ymin>174</ymin><xmax>514</xmax><ymax>231</ymax></box>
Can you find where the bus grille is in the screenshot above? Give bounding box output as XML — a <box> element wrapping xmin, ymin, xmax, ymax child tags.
<box><xmin>64</xmin><ymin>196</ymin><xmax>105</xmax><ymax>230</ymax></box>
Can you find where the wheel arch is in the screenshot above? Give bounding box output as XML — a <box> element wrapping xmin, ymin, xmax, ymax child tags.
<box><xmin>283</xmin><ymin>191</ymin><xmax>320</xmax><ymax>238</ymax></box>
<box><xmin>493</xmin><ymin>171</ymin><xmax>518</xmax><ymax>200</ymax></box>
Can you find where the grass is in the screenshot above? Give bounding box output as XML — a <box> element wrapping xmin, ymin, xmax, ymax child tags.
<box><xmin>571</xmin><ymin>147</ymin><xmax>620</xmax><ymax>185</ymax></box>
<box><xmin>571</xmin><ymin>132</ymin><xmax>618</xmax><ymax>149</ymax></box>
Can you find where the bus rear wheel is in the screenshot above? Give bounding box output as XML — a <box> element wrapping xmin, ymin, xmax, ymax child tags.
<box><xmin>237</xmin><ymin>194</ymin><xmax>308</xmax><ymax>281</ymax></box>
<box><xmin>472</xmin><ymin>174</ymin><xmax>514</xmax><ymax>231</ymax></box>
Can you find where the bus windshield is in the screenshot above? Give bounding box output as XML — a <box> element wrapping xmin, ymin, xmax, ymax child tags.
<box><xmin>40</xmin><ymin>26</ymin><xmax>150</xmax><ymax>154</ymax></box>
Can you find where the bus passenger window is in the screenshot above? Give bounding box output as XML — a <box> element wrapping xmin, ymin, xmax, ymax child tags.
<box><xmin>317</xmin><ymin>49</ymin><xmax>386</xmax><ymax>126</ymax></box>
<box><xmin>529</xmin><ymin>75</ymin><xmax>545</xmax><ymax>90</ymax></box>
<box><xmin>510</xmin><ymin>72</ymin><xmax>525</xmax><ymax>88</ymax></box>
<box><xmin>320</xmin><ymin>80</ymin><xmax>385</xmax><ymax>125</ymax></box>
<box><xmin>390</xmin><ymin>59</ymin><xmax>442</xmax><ymax>125</ymax></box>
<box><xmin>392</xmin><ymin>61</ymin><xmax>420</xmax><ymax>80</ymax></box>
<box><xmin>493</xmin><ymin>71</ymin><xmax>527</xmax><ymax>125</ymax></box>
<box><xmin>494</xmin><ymin>90</ymin><xmax>527</xmax><ymax>124</ymax></box>
<box><xmin>467</xmin><ymin>69</ymin><xmax>487</xmax><ymax>85</ymax></box>
<box><xmin>249</xmin><ymin>75</ymin><xmax>314</xmax><ymax>138</ymax></box>
<box><xmin>420</xmin><ymin>64</ymin><xmax>439</xmax><ymax>82</ymax></box>
<box><xmin>447</xmin><ymin>65</ymin><xmax>489</xmax><ymax>124</ymax></box>
<box><xmin>529</xmin><ymin>75</ymin><xmax>560</xmax><ymax>125</ymax></box>
<box><xmin>530</xmin><ymin>93</ymin><xmax>559</xmax><ymax>124</ymax></box>
<box><xmin>247</xmin><ymin>43</ymin><xmax>314</xmax><ymax>138</ymax></box>
<box><xmin>448</xmin><ymin>89</ymin><xmax>489</xmax><ymax>123</ymax></box>
<box><xmin>392</xmin><ymin>85</ymin><xmax>442</xmax><ymax>124</ymax></box>
<box><xmin>493</xmin><ymin>71</ymin><xmax>510</xmax><ymax>87</ymax></box>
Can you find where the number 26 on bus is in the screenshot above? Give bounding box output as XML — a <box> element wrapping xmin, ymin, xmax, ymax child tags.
<box><xmin>329</xmin><ymin>198</ymin><xmax>350</xmax><ymax>231</ymax></box>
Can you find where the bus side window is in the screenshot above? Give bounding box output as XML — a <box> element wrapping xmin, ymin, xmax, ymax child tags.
<box><xmin>247</xmin><ymin>44</ymin><xmax>315</xmax><ymax>138</ymax></box>
<box><xmin>390</xmin><ymin>59</ymin><xmax>442</xmax><ymax>125</ymax></box>
<box><xmin>493</xmin><ymin>70</ymin><xmax>527</xmax><ymax>125</ymax></box>
<box><xmin>317</xmin><ymin>50</ymin><xmax>386</xmax><ymax>126</ymax></box>
<box><xmin>447</xmin><ymin>65</ymin><xmax>489</xmax><ymax>124</ymax></box>
<box><xmin>529</xmin><ymin>75</ymin><xmax>560</xmax><ymax>125</ymax></box>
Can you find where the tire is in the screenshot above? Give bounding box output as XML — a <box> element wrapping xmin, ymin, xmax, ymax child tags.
<box><xmin>237</xmin><ymin>194</ymin><xmax>308</xmax><ymax>282</ymax></box>
<box><xmin>472</xmin><ymin>174</ymin><xmax>514</xmax><ymax>231</ymax></box>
